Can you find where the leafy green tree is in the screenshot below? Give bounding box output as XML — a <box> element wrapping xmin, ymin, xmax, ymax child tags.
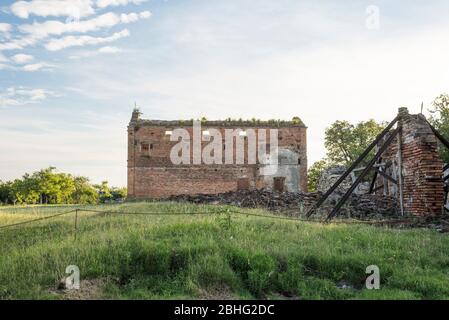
<box><xmin>0</xmin><ymin>167</ymin><xmax>125</xmax><ymax>206</ymax></box>
<box><xmin>307</xmin><ymin>160</ymin><xmax>329</xmax><ymax>192</ymax></box>
<box><xmin>429</xmin><ymin>93</ymin><xmax>449</xmax><ymax>163</ymax></box>
<box><xmin>324</xmin><ymin>119</ymin><xmax>386</xmax><ymax>167</ymax></box>
<box><xmin>95</xmin><ymin>181</ymin><xmax>113</xmax><ymax>203</ymax></box>
<box><xmin>10</xmin><ymin>179</ymin><xmax>25</xmax><ymax>205</ymax></box>
<box><xmin>33</xmin><ymin>167</ymin><xmax>58</xmax><ymax>204</ymax></box>
<box><xmin>54</xmin><ymin>173</ymin><xmax>76</xmax><ymax>204</ymax></box>
<box><xmin>0</xmin><ymin>181</ymin><xmax>14</xmax><ymax>205</ymax></box>
<box><xmin>72</xmin><ymin>176</ymin><xmax>99</xmax><ymax>204</ymax></box>
<box><xmin>111</xmin><ymin>187</ymin><xmax>127</xmax><ymax>201</ymax></box>
<box><xmin>19</xmin><ymin>174</ymin><xmax>40</xmax><ymax>204</ymax></box>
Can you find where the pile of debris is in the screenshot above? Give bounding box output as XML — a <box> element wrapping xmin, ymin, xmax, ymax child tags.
<box><xmin>167</xmin><ymin>189</ymin><xmax>449</xmax><ymax>231</ymax></box>
<box><xmin>168</xmin><ymin>189</ymin><xmax>399</xmax><ymax>218</ymax></box>
<box><xmin>169</xmin><ymin>190</ymin><xmax>319</xmax><ymax>212</ymax></box>
<box><xmin>317</xmin><ymin>165</ymin><xmax>371</xmax><ymax>200</ymax></box>
<box><xmin>335</xmin><ymin>194</ymin><xmax>399</xmax><ymax>219</ymax></box>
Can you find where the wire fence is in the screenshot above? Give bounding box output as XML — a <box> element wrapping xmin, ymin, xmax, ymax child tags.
<box><xmin>0</xmin><ymin>206</ymin><xmax>418</xmax><ymax>238</ymax></box>
<box><xmin>0</xmin><ymin>209</ymin><xmax>77</xmax><ymax>230</ymax></box>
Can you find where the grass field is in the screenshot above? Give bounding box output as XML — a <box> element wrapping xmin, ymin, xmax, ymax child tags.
<box><xmin>0</xmin><ymin>202</ymin><xmax>448</xmax><ymax>300</ymax></box>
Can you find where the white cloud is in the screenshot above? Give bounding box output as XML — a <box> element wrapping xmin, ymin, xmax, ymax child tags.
<box><xmin>0</xmin><ymin>34</ymin><xmax>44</xmax><ymax>51</ymax></box>
<box><xmin>96</xmin><ymin>0</ymin><xmax>147</xmax><ymax>9</ymax></box>
<box><xmin>11</xmin><ymin>0</ymin><xmax>95</xmax><ymax>19</ymax></box>
<box><xmin>11</xmin><ymin>54</ymin><xmax>34</xmax><ymax>64</ymax></box>
<box><xmin>139</xmin><ymin>10</ymin><xmax>151</xmax><ymax>19</ymax></box>
<box><xmin>68</xmin><ymin>45</ymin><xmax>122</xmax><ymax>59</ymax></box>
<box><xmin>98</xmin><ymin>46</ymin><xmax>121</xmax><ymax>53</ymax></box>
<box><xmin>0</xmin><ymin>55</ymin><xmax>51</xmax><ymax>71</ymax></box>
<box><xmin>22</xmin><ymin>63</ymin><xmax>45</xmax><ymax>72</ymax></box>
<box><xmin>120</xmin><ymin>10</ymin><xmax>151</xmax><ymax>23</ymax></box>
<box><xmin>45</xmin><ymin>28</ymin><xmax>130</xmax><ymax>51</ymax></box>
<box><xmin>19</xmin><ymin>11</ymin><xmax>151</xmax><ymax>38</ymax></box>
<box><xmin>0</xmin><ymin>9</ymin><xmax>149</xmax><ymax>51</ymax></box>
<box><xmin>0</xmin><ymin>87</ymin><xmax>59</xmax><ymax>106</ymax></box>
<box><xmin>0</xmin><ymin>23</ymin><xmax>12</xmax><ymax>34</ymax></box>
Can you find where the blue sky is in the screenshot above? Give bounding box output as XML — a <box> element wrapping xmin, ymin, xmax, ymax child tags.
<box><xmin>1</xmin><ymin>0</ymin><xmax>449</xmax><ymax>187</ymax></box>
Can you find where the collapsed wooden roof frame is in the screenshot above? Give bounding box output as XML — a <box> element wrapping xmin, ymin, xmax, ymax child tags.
<box><xmin>306</xmin><ymin>114</ymin><xmax>449</xmax><ymax>222</ymax></box>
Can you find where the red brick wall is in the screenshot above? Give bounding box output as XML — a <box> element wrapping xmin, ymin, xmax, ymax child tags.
<box><xmin>128</xmin><ymin>116</ymin><xmax>307</xmax><ymax>198</ymax></box>
<box><xmin>376</xmin><ymin>108</ymin><xmax>444</xmax><ymax>216</ymax></box>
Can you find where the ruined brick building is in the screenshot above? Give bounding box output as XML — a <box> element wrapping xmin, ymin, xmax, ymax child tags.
<box><xmin>307</xmin><ymin>107</ymin><xmax>447</xmax><ymax>219</ymax></box>
<box><xmin>127</xmin><ymin>109</ymin><xmax>308</xmax><ymax>199</ymax></box>
<box><xmin>374</xmin><ymin>108</ymin><xmax>445</xmax><ymax>215</ymax></box>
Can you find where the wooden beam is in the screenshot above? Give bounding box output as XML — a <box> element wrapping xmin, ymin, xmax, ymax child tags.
<box><xmin>397</xmin><ymin>126</ymin><xmax>404</xmax><ymax>216</ymax></box>
<box><xmin>326</xmin><ymin>127</ymin><xmax>400</xmax><ymax>222</ymax></box>
<box><xmin>425</xmin><ymin>119</ymin><xmax>449</xmax><ymax>150</ymax></box>
<box><xmin>368</xmin><ymin>157</ymin><xmax>381</xmax><ymax>194</ymax></box>
<box><xmin>372</xmin><ymin>167</ymin><xmax>397</xmax><ymax>185</ymax></box>
<box><xmin>306</xmin><ymin>115</ymin><xmax>399</xmax><ymax>217</ymax></box>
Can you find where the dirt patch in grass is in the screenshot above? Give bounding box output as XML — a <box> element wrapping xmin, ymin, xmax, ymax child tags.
<box><xmin>197</xmin><ymin>285</ymin><xmax>236</xmax><ymax>300</ymax></box>
<box><xmin>49</xmin><ymin>278</ymin><xmax>110</xmax><ymax>300</ymax></box>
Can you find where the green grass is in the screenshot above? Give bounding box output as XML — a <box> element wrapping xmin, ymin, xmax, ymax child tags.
<box><xmin>0</xmin><ymin>202</ymin><xmax>448</xmax><ymax>300</ymax></box>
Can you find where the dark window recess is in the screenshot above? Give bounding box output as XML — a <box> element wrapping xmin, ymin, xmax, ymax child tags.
<box><xmin>150</xmin><ymin>144</ymin><xmax>154</xmax><ymax>150</ymax></box>
<box><xmin>141</xmin><ymin>143</ymin><xmax>149</xmax><ymax>152</ymax></box>
<box><xmin>298</xmin><ymin>159</ymin><xmax>301</xmax><ymax>165</ymax></box>
<box><xmin>273</xmin><ymin>177</ymin><xmax>285</xmax><ymax>193</ymax></box>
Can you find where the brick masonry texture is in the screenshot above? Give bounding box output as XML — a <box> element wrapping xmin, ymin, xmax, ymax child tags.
<box><xmin>127</xmin><ymin>110</ymin><xmax>308</xmax><ymax>199</ymax></box>
<box><xmin>376</xmin><ymin>108</ymin><xmax>444</xmax><ymax>216</ymax></box>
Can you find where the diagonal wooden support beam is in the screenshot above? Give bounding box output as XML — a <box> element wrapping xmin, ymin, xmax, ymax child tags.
<box><xmin>325</xmin><ymin>127</ymin><xmax>400</xmax><ymax>222</ymax></box>
<box><xmin>368</xmin><ymin>159</ymin><xmax>393</xmax><ymax>194</ymax></box>
<box><xmin>369</xmin><ymin>157</ymin><xmax>382</xmax><ymax>194</ymax></box>
<box><xmin>306</xmin><ymin>116</ymin><xmax>399</xmax><ymax>217</ymax></box>
<box><xmin>425</xmin><ymin>119</ymin><xmax>449</xmax><ymax>150</ymax></box>
<box><xmin>444</xmin><ymin>163</ymin><xmax>449</xmax><ymax>172</ymax></box>
<box><xmin>372</xmin><ymin>166</ymin><xmax>398</xmax><ymax>185</ymax></box>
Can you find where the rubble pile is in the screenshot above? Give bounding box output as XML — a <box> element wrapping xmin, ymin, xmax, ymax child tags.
<box><xmin>338</xmin><ymin>194</ymin><xmax>399</xmax><ymax>219</ymax></box>
<box><xmin>317</xmin><ymin>165</ymin><xmax>371</xmax><ymax>200</ymax></box>
<box><xmin>168</xmin><ymin>189</ymin><xmax>399</xmax><ymax>218</ymax></box>
<box><xmin>169</xmin><ymin>190</ymin><xmax>320</xmax><ymax>212</ymax></box>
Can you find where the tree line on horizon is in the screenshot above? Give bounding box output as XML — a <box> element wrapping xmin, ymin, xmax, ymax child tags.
<box><xmin>0</xmin><ymin>167</ymin><xmax>127</xmax><ymax>205</ymax></box>
<box><xmin>308</xmin><ymin>93</ymin><xmax>449</xmax><ymax>192</ymax></box>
